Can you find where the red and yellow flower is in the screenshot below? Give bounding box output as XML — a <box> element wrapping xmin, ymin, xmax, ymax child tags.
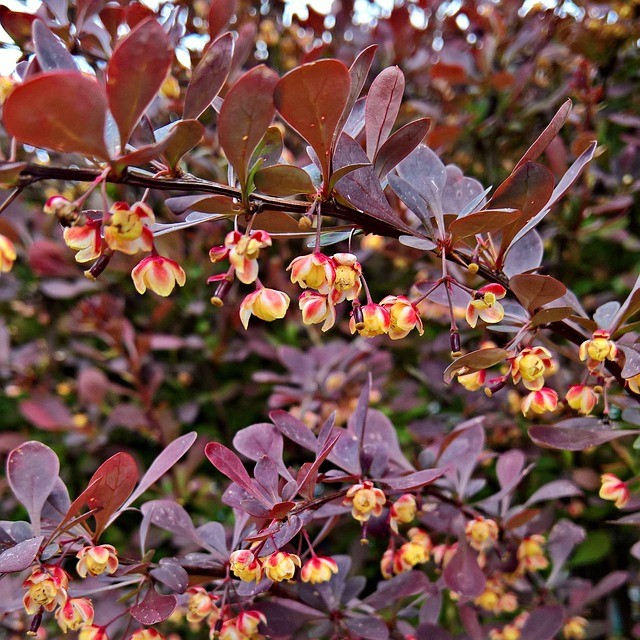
<box><xmin>330</xmin><ymin>252</ymin><xmax>362</xmax><ymax>302</ymax></box>
<box><xmin>563</xmin><ymin>616</ymin><xmax>588</xmax><ymax>639</ymax></box>
<box><xmin>349</xmin><ymin>303</ymin><xmax>391</xmax><ymax>338</ymax></box>
<box><xmin>262</xmin><ymin>551</ymin><xmax>301</xmax><ymax>582</ymax></box>
<box><xmin>79</xmin><ymin>626</ymin><xmax>109</xmax><ymax>640</ymax></box>
<box><xmin>343</xmin><ymin>480</ymin><xmax>386</xmax><ymax>522</ymax></box>
<box><xmin>599</xmin><ymin>473</ymin><xmax>629</xmax><ymax>508</ymax></box>
<box><xmin>300</xmin><ymin>556</ymin><xmax>339</xmax><ymax>584</ymax></box>
<box><xmin>229</xmin><ymin>550</ymin><xmax>263</xmax><ymax>583</ymax></box>
<box><xmin>210</xmin><ymin>230</ymin><xmax>271</xmax><ymax>285</ymax></box>
<box><xmin>219</xmin><ymin>610</ymin><xmax>267</xmax><ymax>640</ymax></box>
<box><xmin>510</xmin><ymin>346</ymin><xmax>553</xmax><ymax>391</ymax></box>
<box><xmin>521</xmin><ymin>387</ymin><xmax>558</xmax><ymax>416</ymax></box>
<box><xmin>63</xmin><ymin>221</ymin><xmax>102</xmax><ymax>263</ymax></box>
<box><xmin>393</xmin><ymin>540</ymin><xmax>430</xmax><ymax>573</ymax></box>
<box><xmin>565</xmin><ymin>385</ymin><xmax>599</xmax><ymax>415</ymax></box>
<box><xmin>76</xmin><ymin>544</ymin><xmax>119</xmax><ymax>578</ymax></box>
<box><xmin>130</xmin><ymin>629</ymin><xmax>165</xmax><ymax>640</ymax></box>
<box><xmin>298</xmin><ymin>290</ymin><xmax>336</xmax><ymax>331</ymax></box>
<box><xmin>186</xmin><ymin>586</ymin><xmax>218</xmax><ymax>623</ymax></box>
<box><xmin>288</xmin><ymin>252</ymin><xmax>335</xmax><ymax>293</ymax></box>
<box><xmin>465</xmin><ymin>284</ymin><xmax>506</xmax><ymax>328</ymax></box>
<box><xmin>56</xmin><ymin>597</ymin><xmax>95</xmax><ymax>632</ymax></box>
<box><xmin>239</xmin><ymin>287</ymin><xmax>290</xmax><ymax>329</ymax></box>
<box><xmin>104</xmin><ymin>201</ymin><xmax>154</xmax><ymax>255</ymax></box>
<box><xmin>0</xmin><ymin>233</ymin><xmax>16</xmax><ymax>273</ymax></box>
<box><xmin>389</xmin><ymin>494</ymin><xmax>417</xmax><ymax>532</ymax></box>
<box><xmin>579</xmin><ymin>329</ymin><xmax>618</xmax><ymax>371</ymax></box>
<box><xmin>131</xmin><ymin>254</ymin><xmax>186</xmax><ymax>296</ymax></box>
<box><xmin>22</xmin><ymin>565</ymin><xmax>69</xmax><ymax>614</ymax></box>
<box><xmin>465</xmin><ymin>516</ymin><xmax>499</xmax><ymax>552</ymax></box>
<box><xmin>380</xmin><ymin>295</ymin><xmax>424</xmax><ymax>340</ymax></box>
<box><xmin>517</xmin><ymin>535</ymin><xmax>548</xmax><ymax>572</ymax></box>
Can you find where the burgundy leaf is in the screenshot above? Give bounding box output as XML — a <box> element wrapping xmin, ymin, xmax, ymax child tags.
<box><xmin>374</xmin><ymin>118</ymin><xmax>431</xmax><ymax>179</ymax></box>
<box><xmin>32</xmin><ymin>19</ymin><xmax>77</xmax><ymax>71</ymax></box>
<box><xmin>364</xmin><ymin>570</ymin><xmax>431</xmax><ymax>608</ymax></box>
<box><xmin>106</xmin><ymin>18</ymin><xmax>173</xmax><ymax>149</ymax></box>
<box><xmin>140</xmin><ymin>500</ymin><xmax>201</xmax><ymax>550</ymax></box>
<box><xmin>365</xmin><ymin>66</ymin><xmax>405</xmax><ymax>160</ymax></box>
<box><xmin>0</xmin><ymin>536</ymin><xmax>43</xmax><ymax>573</ymax></box>
<box><xmin>130</xmin><ymin>587</ymin><xmax>177</xmax><ymax>625</ymax></box>
<box><xmin>270</xmin><ymin>410</ymin><xmax>317</xmax><ymax>451</ymax></box>
<box><xmin>443</xmin><ymin>540</ymin><xmax>486</xmax><ymax>598</ymax></box>
<box><xmin>509</xmin><ymin>274</ymin><xmax>567</xmax><ymax>312</ymax></box>
<box><xmin>208</xmin><ymin>0</ymin><xmax>236</xmax><ymax>39</ymax></box>
<box><xmin>379</xmin><ymin>468</ymin><xmax>444</xmax><ymax>493</ymax></box>
<box><xmin>569</xmin><ymin>571</ymin><xmax>627</xmax><ymax>613</ymax></box>
<box><xmin>150</xmin><ymin>558</ymin><xmax>189</xmax><ymax>594</ymax></box>
<box><xmin>7</xmin><ymin>441</ymin><xmax>60</xmax><ymax>535</ymax></box>
<box><xmin>19</xmin><ymin>395</ymin><xmax>74</xmax><ymax>431</ymax></box>
<box><xmin>518</xmin><ymin>605</ymin><xmax>564</xmax><ymax>640</ymax></box>
<box><xmin>529</xmin><ymin>419</ymin><xmax>640</xmax><ymax>451</ymax></box>
<box><xmin>183</xmin><ymin>32</ymin><xmax>233</xmax><ymax>120</ymax></box>
<box><xmin>344</xmin><ymin>615</ymin><xmax>389</xmax><ymax>640</ymax></box>
<box><xmin>525</xmin><ymin>479</ymin><xmax>581</xmax><ymax>505</ymax></box>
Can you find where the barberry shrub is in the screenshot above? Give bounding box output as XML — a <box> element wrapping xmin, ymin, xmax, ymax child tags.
<box><xmin>0</xmin><ymin>1</ymin><xmax>639</xmax><ymax>639</ymax></box>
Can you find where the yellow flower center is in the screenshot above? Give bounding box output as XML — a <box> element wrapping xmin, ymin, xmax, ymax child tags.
<box><xmin>30</xmin><ymin>581</ymin><xmax>57</xmax><ymax>605</ymax></box>
<box><xmin>353</xmin><ymin>489</ymin><xmax>376</xmax><ymax>513</ymax></box>
<box><xmin>587</xmin><ymin>337</ymin><xmax>610</xmax><ymax>361</ymax></box>
<box><xmin>109</xmin><ymin>209</ymin><xmax>143</xmax><ymax>240</ymax></box>
<box><xmin>334</xmin><ymin>265</ymin><xmax>356</xmax><ymax>291</ymax></box>
<box><xmin>518</xmin><ymin>354</ymin><xmax>545</xmax><ymax>380</ymax></box>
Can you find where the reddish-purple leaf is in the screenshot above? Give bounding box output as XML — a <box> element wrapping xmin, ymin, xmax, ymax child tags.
<box><xmin>7</xmin><ymin>442</ymin><xmax>60</xmax><ymax>535</ymax></box>
<box><xmin>297</xmin><ymin>432</ymin><xmax>341</xmax><ymax>498</ymax></box>
<box><xmin>610</xmin><ymin>274</ymin><xmax>640</xmax><ymax>333</ymax></box>
<box><xmin>568</xmin><ymin>571</ymin><xmax>627</xmax><ymax>613</ymax></box>
<box><xmin>0</xmin><ymin>536</ymin><xmax>43</xmax><ymax>573</ymax></box>
<box><xmin>547</xmin><ymin>520</ymin><xmax>586</xmax><ymax>586</ymax></box>
<box><xmin>525</xmin><ymin>479</ymin><xmax>581</xmax><ymax>505</ymax></box>
<box><xmin>365</xmin><ymin>571</ymin><xmax>431</xmax><ymax>609</ymax></box>
<box><xmin>509</xmin><ymin>274</ymin><xmax>567</xmax><ymax>312</ymax></box>
<box><xmin>344</xmin><ymin>615</ymin><xmax>389</xmax><ymax>640</ymax></box>
<box><xmin>497</xmin><ymin>449</ymin><xmax>526</xmax><ymax>492</ymax></box>
<box><xmin>0</xmin><ymin>7</ymin><xmax>37</xmax><ymax>45</ymax></box>
<box><xmin>19</xmin><ymin>395</ymin><xmax>74</xmax><ymax>431</ymax></box>
<box><xmin>183</xmin><ymin>32</ymin><xmax>233</xmax><ymax>120</ymax></box>
<box><xmin>275</xmin><ymin>59</ymin><xmax>351</xmax><ymax>186</ymax></box>
<box><xmin>416</xmin><ymin>626</ymin><xmax>453</xmax><ymax>640</ymax></box>
<box><xmin>205</xmin><ymin>442</ymin><xmax>271</xmax><ymax>506</ymax></box>
<box><xmin>515</xmin><ymin>99</ymin><xmax>572</xmax><ymax>170</ymax></box>
<box><xmin>140</xmin><ymin>500</ymin><xmax>200</xmax><ymax>551</ymax></box>
<box><xmin>150</xmin><ymin>558</ymin><xmax>189</xmax><ymax>594</ymax></box>
<box><xmin>620</xmin><ymin>345</ymin><xmax>640</xmax><ymax>379</ymax></box>
<box><xmin>3</xmin><ymin>71</ymin><xmax>110</xmax><ymax>159</ymax></box>
<box><xmin>529</xmin><ymin>306</ymin><xmax>574</xmax><ymax>328</ymax></box>
<box><xmin>443</xmin><ymin>540</ymin><xmax>486</xmax><ymax>598</ymax></box>
<box><xmin>233</xmin><ymin>423</ymin><xmax>290</xmax><ymax>480</ymax></box>
<box><xmin>443</xmin><ymin>348</ymin><xmax>508</xmax><ymax>384</ymax></box>
<box><xmin>529</xmin><ymin>419</ymin><xmax>640</xmax><ymax>451</ymax></box>
<box><xmin>32</xmin><ymin>20</ymin><xmax>77</xmax><ymax>71</ymax></box>
<box><xmin>365</xmin><ymin>66</ymin><xmax>405</xmax><ymax>160</ymax></box>
<box><xmin>208</xmin><ymin>0</ymin><xmax>236</xmax><ymax>39</ymax></box>
<box><xmin>270</xmin><ymin>410</ymin><xmax>317</xmax><ymax>451</ymax></box>
<box><xmin>106</xmin><ymin>19</ymin><xmax>173</xmax><ymax>149</ymax></box>
<box><xmin>165</xmin><ymin>194</ymin><xmax>240</xmax><ymax>217</ymax></box>
<box><xmin>374</xmin><ymin>118</ymin><xmax>431</xmax><ymax>180</ymax></box>
<box><xmin>449</xmin><ymin>208</ymin><xmax>521</xmax><ymax>242</ymax></box>
<box><xmin>130</xmin><ymin>587</ymin><xmax>177</xmax><ymax>625</ymax></box>
<box><xmin>253</xmin><ymin>164</ymin><xmax>316</xmax><ymax>196</ymax></box>
<box><xmin>518</xmin><ymin>606</ymin><xmax>564</xmax><ymax>640</ymax></box>
<box><xmin>379</xmin><ymin>469</ymin><xmax>444</xmax><ymax>493</ymax></box>
<box><xmin>503</xmin><ymin>229</ymin><xmax>544</xmax><ymax>277</ymax></box>
<box><xmin>219</xmin><ymin>65</ymin><xmax>279</xmax><ymax>191</ymax></box>
<box><xmin>66</xmin><ymin>452</ymin><xmax>138</xmax><ymax>538</ymax></box>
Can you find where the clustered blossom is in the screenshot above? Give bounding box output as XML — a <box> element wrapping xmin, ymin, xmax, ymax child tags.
<box><xmin>381</xmin><ymin>528</ymin><xmax>432</xmax><ymax>578</ymax></box>
<box><xmin>262</xmin><ymin>551</ymin><xmax>302</xmax><ymax>582</ymax></box>
<box><xmin>23</xmin><ymin>565</ymin><xmax>70</xmax><ymax>614</ymax></box>
<box><xmin>210</xmin><ymin>230</ymin><xmax>272</xmax><ymax>284</ymax></box>
<box><xmin>343</xmin><ymin>480</ymin><xmax>386</xmax><ymax>522</ymax></box>
<box><xmin>516</xmin><ymin>535</ymin><xmax>549</xmax><ymax>573</ymax></box>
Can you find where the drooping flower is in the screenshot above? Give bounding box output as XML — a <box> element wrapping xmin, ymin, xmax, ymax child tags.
<box><xmin>517</xmin><ymin>535</ymin><xmax>548</xmax><ymax>572</ymax></box>
<box><xmin>79</xmin><ymin>626</ymin><xmax>109</xmax><ymax>640</ymax></box>
<box><xmin>288</xmin><ymin>252</ymin><xmax>335</xmax><ymax>293</ymax></box>
<box><xmin>330</xmin><ymin>253</ymin><xmax>362</xmax><ymax>302</ymax></box>
<box><xmin>349</xmin><ymin>302</ymin><xmax>391</xmax><ymax>338</ymax></box>
<box><xmin>407</xmin><ymin>528</ymin><xmax>433</xmax><ymax>555</ymax></box>
<box><xmin>300</xmin><ymin>556</ymin><xmax>339</xmax><ymax>584</ymax></box>
<box><xmin>380</xmin><ymin>295</ymin><xmax>424</xmax><ymax>340</ymax></box>
<box><xmin>44</xmin><ymin>194</ymin><xmax>75</xmax><ymax>218</ymax></box>
<box><xmin>343</xmin><ymin>480</ymin><xmax>386</xmax><ymax>522</ymax></box>
<box><xmin>579</xmin><ymin>329</ymin><xmax>618</xmax><ymax>371</ymax></box>
<box><xmin>599</xmin><ymin>473</ymin><xmax>629</xmax><ymax>508</ymax></box>
<box><xmin>219</xmin><ymin>610</ymin><xmax>267</xmax><ymax>640</ymax></box>
<box><xmin>262</xmin><ymin>551</ymin><xmax>301</xmax><ymax>582</ymax></box>
<box><xmin>510</xmin><ymin>346</ymin><xmax>553</xmax><ymax>391</ymax></box>
<box><xmin>565</xmin><ymin>385</ymin><xmax>599</xmax><ymax>415</ymax></box>
<box><xmin>239</xmin><ymin>287</ymin><xmax>290</xmax><ymax>329</ymax></box>
<box><xmin>563</xmin><ymin>616</ymin><xmax>588</xmax><ymax>639</ymax></box>
<box><xmin>229</xmin><ymin>550</ymin><xmax>263</xmax><ymax>583</ymax></box>
<box><xmin>298</xmin><ymin>290</ymin><xmax>336</xmax><ymax>331</ymax></box>
<box><xmin>56</xmin><ymin>597</ymin><xmax>95</xmax><ymax>632</ymax></box>
<box><xmin>628</xmin><ymin>373</ymin><xmax>640</xmax><ymax>394</ymax></box>
<box><xmin>63</xmin><ymin>221</ymin><xmax>103</xmax><ymax>263</ymax></box>
<box><xmin>521</xmin><ymin>387</ymin><xmax>558</xmax><ymax>416</ymax></box>
<box><xmin>131</xmin><ymin>255</ymin><xmax>186</xmax><ymax>296</ymax></box>
<box><xmin>380</xmin><ymin>548</ymin><xmax>395</xmax><ymax>579</ymax></box>
<box><xmin>465</xmin><ymin>516</ymin><xmax>499</xmax><ymax>552</ymax></box>
<box><xmin>213</xmin><ymin>230</ymin><xmax>272</xmax><ymax>285</ymax></box>
<box><xmin>22</xmin><ymin>565</ymin><xmax>69</xmax><ymax>614</ymax></box>
<box><xmin>389</xmin><ymin>494</ymin><xmax>417</xmax><ymax>532</ymax></box>
<box><xmin>186</xmin><ymin>586</ymin><xmax>218</xmax><ymax>623</ymax></box>
<box><xmin>76</xmin><ymin>544</ymin><xmax>119</xmax><ymax>578</ymax></box>
<box><xmin>465</xmin><ymin>283</ymin><xmax>506</xmax><ymax>328</ymax></box>
<box><xmin>393</xmin><ymin>541</ymin><xmax>429</xmax><ymax>574</ymax></box>
<box><xmin>104</xmin><ymin>201</ymin><xmax>155</xmax><ymax>254</ymax></box>
<box><xmin>456</xmin><ymin>367</ymin><xmax>486</xmax><ymax>391</ymax></box>
<box><xmin>0</xmin><ymin>233</ymin><xmax>16</xmax><ymax>272</ymax></box>
<box><xmin>129</xmin><ymin>629</ymin><xmax>165</xmax><ymax>640</ymax></box>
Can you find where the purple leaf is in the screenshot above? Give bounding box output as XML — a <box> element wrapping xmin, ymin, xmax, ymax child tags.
<box><xmin>503</xmin><ymin>230</ymin><xmax>544</xmax><ymax>278</ymax></box>
<box><xmin>569</xmin><ymin>571</ymin><xmax>627</xmax><ymax>613</ymax></box>
<box><xmin>270</xmin><ymin>410</ymin><xmax>317</xmax><ymax>452</ymax></box>
<box><xmin>205</xmin><ymin>442</ymin><xmax>271</xmax><ymax>506</ymax></box>
<box><xmin>33</xmin><ymin>19</ymin><xmax>77</xmax><ymax>71</ymax></box>
<box><xmin>364</xmin><ymin>571</ymin><xmax>431</xmax><ymax>608</ymax></box>
<box><xmin>375</xmin><ymin>118</ymin><xmax>431</xmax><ymax>180</ymax></box>
<box><xmin>256</xmin><ymin>597</ymin><xmax>323</xmax><ymax>636</ymax></box>
<box><xmin>458</xmin><ymin>605</ymin><xmax>483</xmax><ymax>640</ymax></box>
<box><xmin>233</xmin><ymin>423</ymin><xmax>291</xmax><ymax>480</ymax></box>
<box><xmin>183</xmin><ymin>32</ymin><xmax>233</xmax><ymax>120</ymax></box>
<box><xmin>120</xmin><ymin>432</ymin><xmax>197</xmax><ymax>513</ymax></box>
<box><xmin>7</xmin><ymin>441</ymin><xmax>60</xmax><ymax>535</ymax></box>
<box><xmin>297</xmin><ymin>432</ymin><xmax>341</xmax><ymax>498</ymax></box>
<box><xmin>546</xmin><ymin>520</ymin><xmax>586</xmax><ymax>587</ymax></box>
<box><xmin>379</xmin><ymin>468</ymin><xmax>444</xmax><ymax>493</ymax></box>
<box><xmin>518</xmin><ymin>605</ymin><xmax>564</xmax><ymax>640</ymax></box>
<box><xmin>140</xmin><ymin>500</ymin><xmax>201</xmax><ymax>551</ymax></box>
<box><xmin>441</xmin><ymin>164</ymin><xmax>485</xmax><ymax>215</ymax></box>
<box><xmin>529</xmin><ymin>419</ymin><xmax>640</xmax><ymax>451</ymax></box>
<box><xmin>0</xmin><ymin>536</ymin><xmax>43</xmax><ymax>573</ymax></box>
<box><xmin>443</xmin><ymin>540</ymin><xmax>486</xmax><ymax>598</ymax></box>
<box><xmin>19</xmin><ymin>395</ymin><xmax>74</xmax><ymax>431</ymax></box>
<box><xmin>620</xmin><ymin>345</ymin><xmax>640</xmax><ymax>379</ymax></box>
<box><xmin>365</xmin><ymin>66</ymin><xmax>405</xmax><ymax>159</ymax></box>
<box><xmin>416</xmin><ymin>625</ymin><xmax>453</xmax><ymax>640</ymax></box>
<box><xmin>150</xmin><ymin>558</ymin><xmax>189</xmax><ymax>594</ymax></box>
<box><xmin>130</xmin><ymin>587</ymin><xmax>177</xmax><ymax>625</ymax></box>
<box><xmin>344</xmin><ymin>615</ymin><xmax>389</xmax><ymax>640</ymax></box>
<box><xmin>349</xmin><ymin>377</ymin><xmax>371</xmax><ymax>441</ymax></box>
<box><xmin>438</xmin><ymin>422</ymin><xmax>485</xmax><ymax>498</ymax></box>
<box><xmin>525</xmin><ymin>479</ymin><xmax>581</xmax><ymax>505</ymax></box>
<box><xmin>497</xmin><ymin>450</ymin><xmax>526</xmax><ymax>491</ymax></box>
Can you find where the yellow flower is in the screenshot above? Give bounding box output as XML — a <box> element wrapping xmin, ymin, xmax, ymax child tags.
<box><xmin>521</xmin><ymin>387</ymin><xmax>558</xmax><ymax>416</ymax></box>
<box><xmin>56</xmin><ymin>597</ymin><xmax>95</xmax><ymax>632</ymax></box>
<box><xmin>262</xmin><ymin>551</ymin><xmax>301</xmax><ymax>582</ymax></box>
<box><xmin>565</xmin><ymin>385</ymin><xmax>599</xmax><ymax>415</ymax></box>
<box><xmin>300</xmin><ymin>556</ymin><xmax>339</xmax><ymax>584</ymax></box>
<box><xmin>465</xmin><ymin>284</ymin><xmax>506</xmax><ymax>328</ymax></box>
<box><xmin>579</xmin><ymin>330</ymin><xmax>618</xmax><ymax>371</ymax></box>
<box><xmin>563</xmin><ymin>616</ymin><xmax>588</xmax><ymax>639</ymax></box>
<box><xmin>599</xmin><ymin>473</ymin><xmax>629</xmax><ymax>508</ymax></box>
<box><xmin>465</xmin><ymin>516</ymin><xmax>499</xmax><ymax>552</ymax></box>
<box><xmin>104</xmin><ymin>201</ymin><xmax>154</xmax><ymax>255</ymax></box>
<box><xmin>517</xmin><ymin>535</ymin><xmax>548</xmax><ymax>572</ymax></box>
<box><xmin>22</xmin><ymin>565</ymin><xmax>69</xmax><ymax>614</ymax></box>
<box><xmin>343</xmin><ymin>480</ymin><xmax>386</xmax><ymax>522</ymax></box>
<box><xmin>389</xmin><ymin>494</ymin><xmax>417</xmax><ymax>532</ymax></box>
<box><xmin>511</xmin><ymin>346</ymin><xmax>553</xmax><ymax>391</ymax></box>
<box><xmin>131</xmin><ymin>255</ymin><xmax>186</xmax><ymax>297</ymax></box>
<box><xmin>76</xmin><ymin>545</ymin><xmax>119</xmax><ymax>578</ymax></box>
<box><xmin>185</xmin><ymin>586</ymin><xmax>218</xmax><ymax>623</ymax></box>
<box><xmin>0</xmin><ymin>233</ymin><xmax>16</xmax><ymax>273</ymax></box>
<box><xmin>288</xmin><ymin>252</ymin><xmax>335</xmax><ymax>293</ymax></box>
<box><xmin>229</xmin><ymin>550</ymin><xmax>263</xmax><ymax>583</ymax></box>
<box><xmin>349</xmin><ymin>303</ymin><xmax>391</xmax><ymax>338</ymax></box>
<box><xmin>239</xmin><ymin>287</ymin><xmax>290</xmax><ymax>329</ymax></box>
<box><xmin>393</xmin><ymin>541</ymin><xmax>429</xmax><ymax>573</ymax></box>
<box><xmin>380</xmin><ymin>295</ymin><xmax>424</xmax><ymax>340</ymax></box>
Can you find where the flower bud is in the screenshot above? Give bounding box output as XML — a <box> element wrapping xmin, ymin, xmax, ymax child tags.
<box><xmin>288</xmin><ymin>252</ymin><xmax>335</xmax><ymax>293</ymax></box>
<box><xmin>389</xmin><ymin>494</ymin><xmax>417</xmax><ymax>532</ymax></box>
<box><xmin>0</xmin><ymin>233</ymin><xmax>17</xmax><ymax>273</ymax></box>
<box><xmin>229</xmin><ymin>550</ymin><xmax>263</xmax><ymax>583</ymax></box>
<box><xmin>56</xmin><ymin>597</ymin><xmax>94</xmax><ymax>632</ymax></box>
<box><xmin>565</xmin><ymin>385</ymin><xmax>599</xmax><ymax>415</ymax></box>
<box><xmin>521</xmin><ymin>387</ymin><xmax>558</xmax><ymax>416</ymax></box>
<box><xmin>186</xmin><ymin>586</ymin><xmax>218</xmax><ymax>623</ymax></box>
<box><xmin>132</xmin><ymin>255</ymin><xmax>186</xmax><ymax>297</ymax></box>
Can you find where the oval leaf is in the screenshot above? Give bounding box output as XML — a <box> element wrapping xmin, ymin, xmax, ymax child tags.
<box><xmin>509</xmin><ymin>274</ymin><xmax>567</xmax><ymax>312</ymax></box>
<box><xmin>254</xmin><ymin>164</ymin><xmax>315</xmax><ymax>196</ymax></box>
<box><xmin>32</xmin><ymin>19</ymin><xmax>77</xmax><ymax>71</ymax></box>
<box><xmin>0</xmin><ymin>536</ymin><xmax>43</xmax><ymax>573</ymax></box>
<box><xmin>3</xmin><ymin>71</ymin><xmax>109</xmax><ymax>159</ymax></box>
<box><xmin>443</xmin><ymin>540</ymin><xmax>486</xmax><ymax>598</ymax></box>
<box><xmin>365</xmin><ymin>66</ymin><xmax>405</xmax><ymax>160</ymax></box>
<box><xmin>529</xmin><ymin>419</ymin><xmax>640</xmax><ymax>451</ymax></box>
